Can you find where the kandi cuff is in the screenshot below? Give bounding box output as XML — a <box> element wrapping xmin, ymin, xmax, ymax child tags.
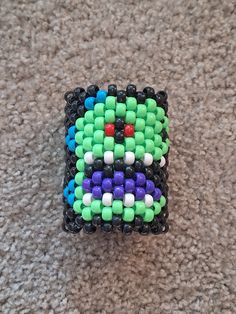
<box><xmin>62</xmin><ymin>84</ymin><xmax>169</xmax><ymax>235</ymax></box>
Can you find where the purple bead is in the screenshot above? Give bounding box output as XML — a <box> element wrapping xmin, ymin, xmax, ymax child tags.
<box><xmin>153</xmin><ymin>188</ymin><xmax>162</xmax><ymax>201</ymax></box>
<box><xmin>146</xmin><ymin>180</ymin><xmax>155</xmax><ymax>194</ymax></box>
<box><xmin>113</xmin><ymin>186</ymin><xmax>124</xmax><ymax>200</ymax></box>
<box><xmin>82</xmin><ymin>178</ymin><xmax>92</xmax><ymax>192</ymax></box>
<box><xmin>114</xmin><ymin>171</ymin><xmax>124</xmax><ymax>185</ymax></box>
<box><xmin>102</xmin><ymin>178</ymin><xmax>113</xmax><ymax>192</ymax></box>
<box><xmin>135</xmin><ymin>172</ymin><xmax>146</xmax><ymax>187</ymax></box>
<box><xmin>92</xmin><ymin>186</ymin><xmax>103</xmax><ymax>199</ymax></box>
<box><xmin>125</xmin><ymin>179</ymin><xmax>135</xmax><ymax>193</ymax></box>
<box><xmin>135</xmin><ymin>187</ymin><xmax>145</xmax><ymax>200</ymax></box>
<box><xmin>92</xmin><ymin>171</ymin><xmax>103</xmax><ymax>185</ymax></box>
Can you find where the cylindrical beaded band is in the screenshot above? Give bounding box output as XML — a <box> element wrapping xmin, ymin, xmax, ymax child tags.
<box><xmin>63</xmin><ymin>84</ymin><xmax>169</xmax><ymax>235</ymax></box>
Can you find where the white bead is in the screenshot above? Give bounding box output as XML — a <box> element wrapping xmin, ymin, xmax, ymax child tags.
<box><xmin>102</xmin><ymin>193</ymin><xmax>113</xmax><ymax>206</ymax></box>
<box><xmin>84</xmin><ymin>151</ymin><xmax>94</xmax><ymax>165</ymax></box>
<box><xmin>82</xmin><ymin>193</ymin><xmax>93</xmax><ymax>206</ymax></box>
<box><xmin>124</xmin><ymin>152</ymin><xmax>135</xmax><ymax>165</ymax></box>
<box><xmin>123</xmin><ymin>193</ymin><xmax>135</xmax><ymax>207</ymax></box>
<box><xmin>104</xmin><ymin>151</ymin><xmax>114</xmax><ymax>165</ymax></box>
<box><xmin>144</xmin><ymin>194</ymin><xmax>153</xmax><ymax>207</ymax></box>
<box><xmin>143</xmin><ymin>153</ymin><xmax>153</xmax><ymax>166</ymax></box>
<box><xmin>160</xmin><ymin>156</ymin><xmax>166</xmax><ymax>167</ymax></box>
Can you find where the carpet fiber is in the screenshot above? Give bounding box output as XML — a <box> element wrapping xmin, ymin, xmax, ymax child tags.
<box><xmin>0</xmin><ymin>0</ymin><xmax>235</xmax><ymax>313</ymax></box>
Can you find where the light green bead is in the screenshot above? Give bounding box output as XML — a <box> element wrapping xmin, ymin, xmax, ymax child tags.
<box><xmin>105</xmin><ymin>109</ymin><xmax>115</xmax><ymax>123</ymax></box>
<box><xmin>102</xmin><ymin>207</ymin><xmax>112</xmax><ymax>221</ymax></box>
<box><xmin>93</xmin><ymin>144</ymin><xmax>104</xmax><ymax>158</ymax></box>
<box><xmin>76</xmin><ymin>117</ymin><xmax>85</xmax><ymax>130</ymax></box>
<box><xmin>112</xmin><ymin>200</ymin><xmax>123</xmax><ymax>214</ymax></box>
<box><xmin>134</xmin><ymin>201</ymin><xmax>145</xmax><ymax>215</ymax></box>
<box><xmin>161</xmin><ymin>142</ymin><xmax>169</xmax><ymax>155</ymax></box>
<box><xmin>154</xmin><ymin>121</ymin><xmax>163</xmax><ymax>133</ymax></box>
<box><xmin>75</xmin><ymin>145</ymin><xmax>84</xmax><ymax>158</ymax></box>
<box><xmin>123</xmin><ymin>208</ymin><xmax>134</xmax><ymax>222</ymax></box>
<box><xmin>82</xmin><ymin>207</ymin><xmax>92</xmax><ymax>221</ymax></box>
<box><xmin>75</xmin><ymin>131</ymin><xmax>84</xmax><ymax>144</ymax></box>
<box><xmin>153</xmin><ymin>202</ymin><xmax>161</xmax><ymax>215</ymax></box>
<box><xmin>153</xmin><ymin>147</ymin><xmax>163</xmax><ymax>160</ymax></box>
<box><xmin>105</xmin><ymin>96</ymin><xmax>116</xmax><ymax>109</ymax></box>
<box><xmin>93</xmin><ymin>130</ymin><xmax>104</xmax><ymax>144</ymax></box>
<box><xmin>145</xmin><ymin>139</ymin><xmax>155</xmax><ymax>153</ymax></box>
<box><xmin>135</xmin><ymin>145</ymin><xmax>145</xmax><ymax>159</ymax></box>
<box><xmin>135</xmin><ymin>118</ymin><xmax>145</xmax><ymax>131</ymax></box>
<box><xmin>125</xmin><ymin>111</ymin><xmax>136</xmax><ymax>124</ymax></box>
<box><xmin>75</xmin><ymin>186</ymin><xmax>83</xmax><ymax>199</ymax></box>
<box><xmin>156</xmin><ymin>107</ymin><xmax>165</xmax><ymax>121</ymax></box>
<box><xmin>124</xmin><ymin>138</ymin><xmax>135</xmax><ymax>152</ymax></box>
<box><xmin>73</xmin><ymin>200</ymin><xmax>83</xmax><ymax>214</ymax></box>
<box><xmin>162</xmin><ymin>116</ymin><xmax>169</xmax><ymax>128</ymax></box>
<box><xmin>143</xmin><ymin>208</ymin><xmax>154</xmax><ymax>222</ymax></box>
<box><xmin>166</xmin><ymin>138</ymin><xmax>170</xmax><ymax>146</ymax></box>
<box><xmin>84</xmin><ymin>124</ymin><xmax>94</xmax><ymax>137</ymax></box>
<box><xmin>114</xmin><ymin>144</ymin><xmax>125</xmax><ymax>158</ymax></box>
<box><xmin>91</xmin><ymin>200</ymin><xmax>102</xmax><ymax>214</ymax></box>
<box><xmin>134</xmin><ymin>132</ymin><xmax>145</xmax><ymax>145</ymax></box>
<box><xmin>75</xmin><ymin>172</ymin><xmax>85</xmax><ymax>185</ymax></box>
<box><xmin>144</xmin><ymin>126</ymin><xmax>154</xmax><ymax>139</ymax></box>
<box><xmin>83</xmin><ymin>137</ymin><xmax>93</xmax><ymax>151</ymax></box>
<box><xmin>84</xmin><ymin>111</ymin><xmax>94</xmax><ymax>123</ymax></box>
<box><xmin>76</xmin><ymin>159</ymin><xmax>85</xmax><ymax>172</ymax></box>
<box><xmin>146</xmin><ymin>98</ymin><xmax>157</xmax><ymax>112</ymax></box>
<box><xmin>104</xmin><ymin>137</ymin><xmax>115</xmax><ymax>151</ymax></box>
<box><xmin>136</xmin><ymin>104</ymin><xmax>147</xmax><ymax>118</ymax></box>
<box><xmin>116</xmin><ymin>103</ymin><xmax>126</xmax><ymax>117</ymax></box>
<box><xmin>94</xmin><ymin>103</ymin><xmax>105</xmax><ymax>117</ymax></box>
<box><xmin>126</xmin><ymin>97</ymin><xmax>137</xmax><ymax>111</ymax></box>
<box><xmin>94</xmin><ymin>117</ymin><xmax>105</xmax><ymax>130</ymax></box>
<box><xmin>154</xmin><ymin>134</ymin><xmax>162</xmax><ymax>147</ymax></box>
<box><xmin>146</xmin><ymin>112</ymin><xmax>156</xmax><ymax>126</ymax></box>
<box><xmin>160</xmin><ymin>196</ymin><xmax>166</xmax><ymax>207</ymax></box>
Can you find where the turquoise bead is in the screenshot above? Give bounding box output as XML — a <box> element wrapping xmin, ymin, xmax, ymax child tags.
<box><xmin>68</xmin><ymin>179</ymin><xmax>75</xmax><ymax>192</ymax></box>
<box><xmin>68</xmin><ymin>125</ymin><xmax>76</xmax><ymax>138</ymax></box>
<box><xmin>96</xmin><ymin>90</ymin><xmax>107</xmax><ymax>103</ymax></box>
<box><xmin>85</xmin><ymin>97</ymin><xmax>95</xmax><ymax>110</ymax></box>
<box><xmin>68</xmin><ymin>193</ymin><xmax>75</xmax><ymax>206</ymax></box>
<box><xmin>63</xmin><ymin>186</ymin><xmax>69</xmax><ymax>198</ymax></box>
<box><xmin>65</xmin><ymin>134</ymin><xmax>70</xmax><ymax>145</ymax></box>
<box><xmin>68</xmin><ymin>139</ymin><xmax>76</xmax><ymax>152</ymax></box>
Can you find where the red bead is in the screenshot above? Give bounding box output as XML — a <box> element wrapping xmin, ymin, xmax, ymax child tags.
<box><xmin>124</xmin><ymin>124</ymin><xmax>134</xmax><ymax>137</ymax></box>
<box><xmin>105</xmin><ymin>123</ymin><xmax>115</xmax><ymax>136</ymax></box>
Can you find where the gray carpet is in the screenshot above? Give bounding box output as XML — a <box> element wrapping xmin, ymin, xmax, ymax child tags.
<box><xmin>0</xmin><ymin>0</ymin><xmax>235</xmax><ymax>313</ymax></box>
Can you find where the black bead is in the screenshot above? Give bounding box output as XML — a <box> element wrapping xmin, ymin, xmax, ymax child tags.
<box><xmin>93</xmin><ymin>158</ymin><xmax>104</xmax><ymax>171</ymax></box>
<box><xmin>134</xmin><ymin>216</ymin><xmax>143</xmax><ymax>227</ymax></box>
<box><xmin>145</xmin><ymin>167</ymin><xmax>153</xmax><ymax>179</ymax></box>
<box><xmin>117</xmin><ymin>90</ymin><xmax>126</xmax><ymax>103</ymax></box>
<box><xmin>84</xmin><ymin>165</ymin><xmax>93</xmax><ymax>178</ymax></box>
<box><xmin>92</xmin><ymin>215</ymin><xmax>102</xmax><ymax>226</ymax></box>
<box><xmin>108</xmin><ymin>84</ymin><xmax>117</xmax><ymax>96</ymax></box>
<box><xmin>75</xmin><ymin>215</ymin><xmax>84</xmax><ymax>227</ymax></box>
<box><xmin>74</xmin><ymin>87</ymin><xmax>85</xmax><ymax>98</ymax></box>
<box><xmin>114</xmin><ymin>159</ymin><xmax>124</xmax><ymax>171</ymax></box>
<box><xmin>115</xmin><ymin>117</ymin><xmax>125</xmax><ymax>130</ymax></box>
<box><xmin>78</xmin><ymin>91</ymin><xmax>87</xmax><ymax>105</ymax></box>
<box><xmin>77</xmin><ymin>105</ymin><xmax>85</xmax><ymax>117</ymax></box>
<box><xmin>64</xmin><ymin>91</ymin><xmax>74</xmax><ymax>103</ymax></box>
<box><xmin>69</xmin><ymin>167</ymin><xmax>77</xmax><ymax>177</ymax></box>
<box><xmin>70</xmin><ymin>100</ymin><xmax>79</xmax><ymax>112</ymax></box>
<box><xmin>136</xmin><ymin>91</ymin><xmax>146</xmax><ymax>104</ymax></box>
<box><xmin>65</xmin><ymin>208</ymin><xmax>76</xmax><ymax>220</ymax></box>
<box><xmin>126</xmin><ymin>84</ymin><xmax>136</xmax><ymax>97</ymax></box>
<box><xmin>103</xmin><ymin>165</ymin><xmax>113</xmax><ymax>178</ymax></box>
<box><xmin>67</xmin><ymin>222</ymin><xmax>82</xmax><ymax>233</ymax></box>
<box><xmin>62</xmin><ymin>222</ymin><xmax>69</xmax><ymax>232</ymax></box>
<box><xmin>125</xmin><ymin>166</ymin><xmax>135</xmax><ymax>178</ymax></box>
<box><xmin>150</xmin><ymin>223</ymin><xmax>162</xmax><ymax>235</ymax></box>
<box><xmin>122</xmin><ymin>224</ymin><xmax>133</xmax><ymax>235</ymax></box>
<box><xmin>143</xmin><ymin>86</ymin><xmax>155</xmax><ymax>99</ymax></box>
<box><xmin>153</xmin><ymin>174</ymin><xmax>161</xmax><ymax>186</ymax></box>
<box><xmin>152</xmin><ymin>161</ymin><xmax>160</xmax><ymax>174</ymax></box>
<box><xmin>87</xmin><ymin>85</ymin><xmax>99</xmax><ymax>97</ymax></box>
<box><xmin>139</xmin><ymin>224</ymin><xmax>150</xmax><ymax>235</ymax></box>
<box><xmin>115</xmin><ymin>130</ymin><xmax>124</xmax><ymax>144</ymax></box>
<box><xmin>162</xmin><ymin>101</ymin><xmax>168</xmax><ymax>113</ymax></box>
<box><xmin>83</xmin><ymin>223</ymin><xmax>96</xmax><ymax>234</ymax></box>
<box><xmin>112</xmin><ymin>215</ymin><xmax>122</xmax><ymax>226</ymax></box>
<box><xmin>156</xmin><ymin>91</ymin><xmax>167</xmax><ymax>105</ymax></box>
<box><xmin>134</xmin><ymin>160</ymin><xmax>145</xmax><ymax>172</ymax></box>
<box><xmin>161</xmin><ymin>129</ymin><xmax>168</xmax><ymax>141</ymax></box>
<box><xmin>101</xmin><ymin>223</ymin><xmax>113</xmax><ymax>233</ymax></box>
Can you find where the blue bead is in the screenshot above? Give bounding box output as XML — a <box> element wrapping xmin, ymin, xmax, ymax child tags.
<box><xmin>68</xmin><ymin>125</ymin><xmax>76</xmax><ymax>138</ymax></box>
<box><xmin>85</xmin><ymin>97</ymin><xmax>95</xmax><ymax>110</ymax></box>
<box><xmin>96</xmin><ymin>90</ymin><xmax>107</xmax><ymax>103</ymax></box>
<box><xmin>63</xmin><ymin>186</ymin><xmax>69</xmax><ymax>198</ymax></box>
<box><xmin>68</xmin><ymin>193</ymin><xmax>75</xmax><ymax>206</ymax></box>
<box><xmin>68</xmin><ymin>179</ymin><xmax>75</xmax><ymax>192</ymax></box>
<box><xmin>65</xmin><ymin>134</ymin><xmax>70</xmax><ymax>145</ymax></box>
<box><xmin>68</xmin><ymin>139</ymin><xmax>76</xmax><ymax>152</ymax></box>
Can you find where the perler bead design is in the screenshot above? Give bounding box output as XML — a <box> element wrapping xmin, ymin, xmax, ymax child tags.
<box><xmin>63</xmin><ymin>84</ymin><xmax>170</xmax><ymax>235</ymax></box>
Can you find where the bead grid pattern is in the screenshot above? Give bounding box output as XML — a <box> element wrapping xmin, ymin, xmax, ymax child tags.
<box><xmin>63</xmin><ymin>84</ymin><xmax>169</xmax><ymax>235</ymax></box>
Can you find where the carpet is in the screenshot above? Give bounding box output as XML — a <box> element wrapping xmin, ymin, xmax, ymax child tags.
<box><xmin>0</xmin><ymin>0</ymin><xmax>235</xmax><ymax>313</ymax></box>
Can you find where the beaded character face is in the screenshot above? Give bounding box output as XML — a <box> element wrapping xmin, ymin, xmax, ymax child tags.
<box><xmin>63</xmin><ymin>84</ymin><xmax>169</xmax><ymax>235</ymax></box>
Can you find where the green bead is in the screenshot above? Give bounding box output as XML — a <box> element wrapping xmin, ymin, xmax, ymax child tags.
<box><xmin>135</xmin><ymin>118</ymin><xmax>145</xmax><ymax>131</ymax></box>
<box><xmin>125</xmin><ymin>111</ymin><xmax>136</xmax><ymax>124</ymax></box>
<box><xmin>145</xmin><ymin>139</ymin><xmax>155</xmax><ymax>153</ymax></box>
<box><xmin>84</xmin><ymin>124</ymin><xmax>94</xmax><ymax>137</ymax></box>
<box><xmin>76</xmin><ymin>117</ymin><xmax>85</xmax><ymax>130</ymax></box>
<box><xmin>123</xmin><ymin>208</ymin><xmax>134</xmax><ymax>222</ymax></box>
<box><xmin>75</xmin><ymin>131</ymin><xmax>84</xmax><ymax>144</ymax></box>
<box><xmin>75</xmin><ymin>172</ymin><xmax>85</xmax><ymax>185</ymax></box>
<box><xmin>116</xmin><ymin>103</ymin><xmax>126</xmax><ymax>117</ymax></box>
<box><xmin>153</xmin><ymin>147</ymin><xmax>163</xmax><ymax>160</ymax></box>
<box><xmin>146</xmin><ymin>112</ymin><xmax>156</xmax><ymax>126</ymax></box>
<box><xmin>162</xmin><ymin>116</ymin><xmax>169</xmax><ymax>128</ymax></box>
<box><xmin>105</xmin><ymin>109</ymin><xmax>115</xmax><ymax>123</ymax></box>
<box><xmin>112</xmin><ymin>200</ymin><xmax>123</xmax><ymax>214</ymax></box>
<box><xmin>82</xmin><ymin>137</ymin><xmax>93</xmax><ymax>151</ymax></box>
<box><xmin>154</xmin><ymin>134</ymin><xmax>162</xmax><ymax>146</ymax></box>
<box><xmin>102</xmin><ymin>207</ymin><xmax>112</xmax><ymax>221</ymax></box>
<box><xmin>166</xmin><ymin>138</ymin><xmax>170</xmax><ymax>146</ymax></box>
<box><xmin>91</xmin><ymin>200</ymin><xmax>102</xmax><ymax>214</ymax></box>
<box><xmin>126</xmin><ymin>97</ymin><xmax>137</xmax><ymax>110</ymax></box>
<box><xmin>136</xmin><ymin>104</ymin><xmax>147</xmax><ymax>118</ymax></box>
<box><xmin>73</xmin><ymin>200</ymin><xmax>83</xmax><ymax>214</ymax></box>
<box><xmin>94</xmin><ymin>103</ymin><xmax>105</xmax><ymax>117</ymax></box>
<box><xmin>134</xmin><ymin>132</ymin><xmax>145</xmax><ymax>145</ymax></box>
<box><xmin>143</xmin><ymin>208</ymin><xmax>154</xmax><ymax>222</ymax></box>
<box><xmin>144</xmin><ymin>126</ymin><xmax>154</xmax><ymax>139</ymax></box>
<box><xmin>84</xmin><ymin>110</ymin><xmax>94</xmax><ymax>123</ymax></box>
<box><xmin>134</xmin><ymin>201</ymin><xmax>145</xmax><ymax>215</ymax></box>
<box><xmin>94</xmin><ymin>117</ymin><xmax>105</xmax><ymax>130</ymax></box>
<box><xmin>156</xmin><ymin>107</ymin><xmax>165</xmax><ymax>121</ymax></box>
<box><xmin>146</xmin><ymin>98</ymin><xmax>157</xmax><ymax>112</ymax></box>
<box><xmin>76</xmin><ymin>159</ymin><xmax>85</xmax><ymax>172</ymax></box>
<box><xmin>104</xmin><ymin>137</ymin><xmax>115</xmax><ymax>151</ymax></box>
<box><xmin>93</xmin><ymin>144</ymin><xmax>104</xmax><ymax>158</ymax></box>
<box><xmin>75</xmin><ymin>186</ymin><xmax>83</xmax><ymax>199</ymax></box>
<box><xmin>135</xmin><ymin>145</ymin><xmax>145</xmax><ymax>159</ymax></box>
<box><xmin>105</xmin><ymin>96</ymin><xmax>116</xmax><ymax>109</ymax></box>
<box><xmin>82</xmin><ymin>207</ymin><xmax>92</xmax><ymax>221</ymax></box>
<box><xmin>75</xmin><ymin>145</ymin><xmax>84</xmax><ymax>158</ymax></box>
<box><xmin>124</xmin><ymin>138</ymin><xmax>135</xmax><ymax>152</ymax></box>
<box><xmin>93</xmin><ymin>130</ymin><xmax>104</xmax><ymax>144</ymax></box>
<box><xmin>154</xmin><ymin>121</ymin><xmax>163</xmax><ymax>133</ymax></box>
<box><xmin>160</xmin><ymin>196</ymin><xmax>166</xmax><ymax>207</ymax></box>
<box><xmin>114</xmin><ymin>144</ymin><xmax>125</xmax><ymax>158</ymax></box>
<box><xmin>153</xmin><ymin>202</ymin><xmax>161</xmax><ymax>215</ymax></box>
<box><xmin>161</xmin><ymin>142</ymin><xmax>169</xmax><ymax>155</ymax></box>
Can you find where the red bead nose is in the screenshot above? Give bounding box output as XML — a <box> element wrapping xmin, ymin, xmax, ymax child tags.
<box><xmin>124</xmin><ymin>124</ymin><xmax>134</xmax><ymax>137</ymax></box>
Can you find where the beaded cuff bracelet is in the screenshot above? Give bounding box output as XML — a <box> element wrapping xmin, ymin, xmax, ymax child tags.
<box><xmin>63</xmin><ymin>84</ymin><xmax>169</xmax><ymax>235</ymax></box>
